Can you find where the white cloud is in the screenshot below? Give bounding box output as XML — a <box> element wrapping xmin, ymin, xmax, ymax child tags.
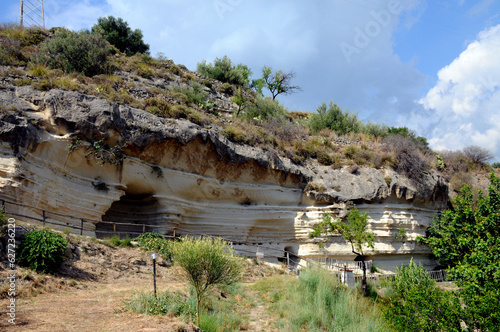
<box><xmin>420</xmin><ymin>24</ymin><xmax>500</xmax><ymax>160</ymax></box>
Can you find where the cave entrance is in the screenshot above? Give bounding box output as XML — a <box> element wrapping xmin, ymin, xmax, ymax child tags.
<box><xmin>278</xmin><ymin>246</ymin><xmax>299</xmax><ymax>267</ymax></box>
<box><xmin>96</xmin><ymin>193</ymin><xmax>162</xmax><ymax>238</ymax></box>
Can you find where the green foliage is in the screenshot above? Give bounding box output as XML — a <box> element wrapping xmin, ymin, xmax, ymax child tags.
<box><xmin>492</xmin><ymin>161</ymin><xmax>500</xmax><ymax>169</ymax></box>
<box><xmin>197</xmin><ymin>55</ymin><xmax>252</xmax><ymax>87</ymax></box>
<box><xmin>83</xmin><ymin>139</ymin><xmax>125</xmax><ymax>166</ymax></box>
<box><xmin>259</xmin><ymin>66</ymin><xmax>301</xmax><ymax>100</ymax></box>
<box><xmin>125</xmin><ymin>289</ymin><xmax>196</xmax><ymax>317</ymax></box>
<box><xmin>309</xmin><ymin>101</ymin><xmax>361</xmax><ymax>135</ymax></box>
<box><xmin>421</xmin><ymin>173</ymin><xmax>500</xmax><ymax>330</ymax></box>
<box><xmin>125</xmin><ymin>285</ymin><xmax>246</xmax><ymax>330</ymax></box>
<box><xmin>381</xmin><ymin>259</ymin><xmax>463</xmax><ymax>332</ymax></box>
<box><xmin>0</xmin><ymin>210</ymin><xmax>8</xmax><ymax>229</ymax></box>
<box><xmin>253</xmin><ymin>269</ymin><xmax>387</xmax><ymax>331</ymax></box>
<box><xmin>18</xmin><ymin>229</ymin><xmax>68</xmax><ymax>274</ymax></box>
<box><xmin>102</xmin><ymin>235</ymin><xmax>133</xmax><ymax>247</ymax></box>
<box><xmin>241</xmin><ymin>96</ymin><xmax>287</xmax><ymax>121</ymax></box>
<box><xmin>170</xmin><ymin>237</ymin><xmax>243</xmax><ymax>325</ymax></box>
<box><xmin>135</xmin><ymin>232</ymin><xmax>172</xmax><ymax>261</ymax></box>
<box><xmin>395</xmin><ymin>228</ymin><xmax>407</xmax><ymax>241</ymax></box>
<box><xmin>92</xmin><ymin>16</ymin><xmax>149</xmax><ymax>56</ymax></box>
<box><xmin>388</xmin><ymin>126</ymin><xmax>429</xmax><ymax>151</ymax></box>
<box><xmin>310</xmin><ymin>207</ymin><xmax>374</xmax><ymax>256</ymax></box>
<box><xmin>35</xmin><ymin>29</ymin><xmax>113</xmax><ymax>76</ymax></box>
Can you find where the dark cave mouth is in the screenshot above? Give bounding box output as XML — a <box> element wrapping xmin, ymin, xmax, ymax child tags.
<box><xmin>96</xmin><ymin>192</ymin><xmax>161</xmax><ymax>238</ymax></box>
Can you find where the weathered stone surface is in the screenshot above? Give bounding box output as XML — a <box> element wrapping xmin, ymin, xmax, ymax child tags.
<box><xmin>0</xmin><ymin>85</ymin><xmax>450</xmax><ymax>271</ymax></box>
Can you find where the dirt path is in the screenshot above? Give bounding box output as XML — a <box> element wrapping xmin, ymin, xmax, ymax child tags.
<box><xmin>0</xmin><ymin>276</ymin><xmax>194</xmax><ymax>332</ymax></box>
<box><xmin>246</xmin><ymin>289</ymin><xmax>279</xmax><ymax>332</ymax></box>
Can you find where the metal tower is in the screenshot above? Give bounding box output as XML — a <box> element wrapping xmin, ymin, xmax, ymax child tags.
<box><xmin>20</xmin><ymin>0</ymin><xmax>45</xmax><ymax>29</ymax></box>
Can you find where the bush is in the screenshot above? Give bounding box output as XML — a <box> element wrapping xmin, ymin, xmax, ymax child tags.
<box><xmin>18</xmin><ymin>229</ymin><xmax>68</xmax><ymax>274</ymax></box>
<box><xmin>382</xmin><ymin>259</ymin><xmax>464</xmax><ymax>332</ymax></box>
<box><xmin>197</xmin><ymin>55</ymin><xmax>252</xmax><ymax>87</ymax></box>
<box><xmin>462</xmin><ymin>145</ymin><xmax>493</xmax><ymax>165</ymax></box>
<box><xmin>170</xmin><ymin>237</ymin><xmax>243</xmax><ymax>325</ymax></box>
<box><xmin>309</xmin><ymin>101</ymin><xmax>362</xmax><ymax>135</ymax></box>
<box><xmin>34</xmin><ymin>29</ymin><xmax>113</xmax><ymax>76</ymax></box>
<box><xmin>383</xmin><ymin>135</ymin><xmax>426</xmax><ymax>180</ymax></box>
<box><xmin>241</xmin><ymin>96</ymin><xmax>287</xmax><ymax>121</ymax></box>
<box><xmin>135</xmin><ymin>232</ymin><xmax>172</xmax><ymax>261</ymax></box>
<box><xmin>91</xmin><ymin>16</ymin><xmax>149</xmax><ymax>56</ymax></box>
<box><xmin>253</xmin><ymin>268</ymin><xmax>387</xmax><ymax>331</ymax></box>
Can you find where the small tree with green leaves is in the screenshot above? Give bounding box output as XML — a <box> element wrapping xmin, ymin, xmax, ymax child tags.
<box><xmin>310</xmin><ymin>207</ymin><xmax>374</xmax><ymax>296</ymax></box>
<box><xmin>260</xmin><ymin>66</ymin><xmax>301</xmax><ymax>100</ymax></box>
<box><xmin>170</xmin><ymin>237</ymin><xmax>243</xmax><ymax>325</ymax></box>
<box><xmin>91</xmin><ymin>16</ymin><xmax>149</xmax><ymax>55</ymax></box>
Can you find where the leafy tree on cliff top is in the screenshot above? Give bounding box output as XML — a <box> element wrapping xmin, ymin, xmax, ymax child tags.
<box><xmin>92</xmin><ymin>16</ymin><xmax>149</xmax><ymax>56</ymax></box>
<box><xmin>310</xmin><ymin>207</ymin><xmax>374</xmax><ymax>296</ymax></box>
<box><xmin>420</xmin><ymin>173</ymin><xmax>500</xmax><ymax>330</ymax></box>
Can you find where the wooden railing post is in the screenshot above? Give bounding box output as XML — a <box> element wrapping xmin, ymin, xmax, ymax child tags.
<box><xmin>80</xmin><ymin>219</ymin><xmax>84</xmax><ymax>235</ymax></box>
<box><xmin>42</xmin><ymin>210</ymin><xmax>46</xmax><ymax>226</ymax></box>
<box><xmin>113</xmin><ymin>223</ymin><xmax>116</xmax><ymax>236</ymax></box>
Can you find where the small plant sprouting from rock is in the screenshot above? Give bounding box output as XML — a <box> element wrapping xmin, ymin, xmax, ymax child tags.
<box><xmin>150</xmin><ymin>165</ymin><xmax>163</xmax><ymax>178</ymax></box>
<box><xmin>384</xmin><ymin>177</ymin><xmax>392</xmax><ymax>186</ymax></box>
<box><xmin>92</xmin><ymin>180</ymin><xmax>109</xmax><ymax>192</ymax></box>
<box><xmin>395</xmin><ymin>228</ymin><xmax>407</xmax><ymax>241</ymax></box>
<box><xmin>68</xmin><ymin>138</ymin><xmax>125</xmax><ymax>167</ymax></box>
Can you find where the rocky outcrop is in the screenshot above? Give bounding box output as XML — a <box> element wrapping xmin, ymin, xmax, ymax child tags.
<box><xmin>0</xmin><ymin>85</ymin><xmax>449</xmax><ymax>272</ymax></box>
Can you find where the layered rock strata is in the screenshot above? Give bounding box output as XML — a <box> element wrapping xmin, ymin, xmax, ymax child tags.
<box><xmin>0</xmin><ymin>85</ymin><xmax>448</xmax><ymax>271</ymax></box>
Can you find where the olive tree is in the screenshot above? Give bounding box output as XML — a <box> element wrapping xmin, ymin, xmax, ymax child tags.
<box><xmin>170</xmin><ymin>237</ymin><xmax>243</xmax><ymax>325</ymax></box>
<box><xmin>310</xmin><ymin>207</ymin><xmax>374</xmax><ymax>296</ymax></box>
<box><xmin>260</xmin><ymin>66</ymin><xmax>301</xmax><ymax>100</ymax></box>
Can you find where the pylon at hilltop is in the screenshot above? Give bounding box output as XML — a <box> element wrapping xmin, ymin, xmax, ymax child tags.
<box><xmin>20</xmin><ymin>0</ymin><xmax>45</xmax><ymax>28</ymax></box>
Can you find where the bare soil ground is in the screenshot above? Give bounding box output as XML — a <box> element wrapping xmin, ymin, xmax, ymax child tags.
<box><xmin>0</xmin><ymin>235</ymin><xmax>283</xmax><ymax>331</ymax></box>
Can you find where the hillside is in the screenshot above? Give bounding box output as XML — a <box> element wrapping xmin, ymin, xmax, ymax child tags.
<box><xmin>0</xmin><ymin>24</ymin><xmax>498</xmax><ymax>273</ymax></box>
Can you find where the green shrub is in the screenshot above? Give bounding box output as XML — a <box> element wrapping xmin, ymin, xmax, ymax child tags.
<box><xmin>34</xmin><ymin>29</ymin><xmax>113</xmax><ymax>76</ymax></box>
<box><xmin>91</xmin><ymin>16</ymin><xmax>149</xmax><ymax>56</ymax></box>
<box><xmin>253</xmin><ymin>268</ymin><xmax>387</xmax><ymax>331</ymax></box>
<box><xmin>19</xmin><ymin>229</ymin><xmax>68</xmax><ymax>274</ymax></box>
<box><xmin>135</xmin><ymin>232</ymin><xmax>172</xmax><ymax>261</ymax></box>
<box><xmin>197</xmin><ymin>55</ymin><xmax>252</xmax><ymax>87</ymax></box>
<box><xmin>217</xmin><ymin>82</ymin><xmax>234</xmax><ymax>95</ymax></box>
<box><xmin>242</xmin><ymin>96</ymin><xmax>287</xmax><ymax>121</ymax></box>
<box><xmin>381</xmin><ymin>259</ymin><xmax>463</xmax><ymax>332</ymax></box>
<box><xmin>309</xmin><ymin>101</ymin><xmax>362</xmax><ymax>135</ymax></box>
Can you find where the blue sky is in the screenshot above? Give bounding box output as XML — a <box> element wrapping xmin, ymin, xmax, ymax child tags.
<box><xmin>2</xmin><ymin>0</ymin><xmax>500</xmax><ymax>161</ymax></box>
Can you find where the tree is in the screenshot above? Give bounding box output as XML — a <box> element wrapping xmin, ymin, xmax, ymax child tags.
<box><xmin>260</xmin><ymin>66</ymin><xmax>301</xmax><ymax>100</ymax></box>
<box><xmin>420</xmin><ymin>173</ymin><xmax>500</xmax><ymax>330</ymax></box>
<box><xmin>197</xmin><ymin>55</ymin><xmax>252</xmax><ymax>87</ymax></box>
<box><xmin>310</xmin><ymin>207</ymin><xmax>374</xmax><ymax>296</ymax></box>
<box><xmin>382</xmin><ymin>259</ymin><xmax>463</xmax><ymax>332</ymax></box>
<box><xmin>35</xmin><ymin>29</ymin><xmax>112</xmax><ymax>76</ymax></box>
<box><xmin>170</xmin><ymin>237</ymin><xmax>243</xmax><ymax>326</ymax></box>
<box><xmin>462</xmin><ymin>145</ymin><xmax>493</xmax><ymax>165</ymax></box>
<box><xmin>91</xmin><ymin>16</ymin><xmax>149</xmax><ymax>56</ymax></box>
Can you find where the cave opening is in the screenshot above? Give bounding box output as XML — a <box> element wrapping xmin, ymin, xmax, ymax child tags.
<box><xmin>96</xmin><ymin>192</ymin><xmax>162</xmax><ymax>238</ymax></box>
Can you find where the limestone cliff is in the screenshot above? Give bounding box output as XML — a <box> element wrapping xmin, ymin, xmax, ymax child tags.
<box><xmin>0</xmin><ymin>83</ymin><xmax>449</xmax><ymax>272</ymax></box>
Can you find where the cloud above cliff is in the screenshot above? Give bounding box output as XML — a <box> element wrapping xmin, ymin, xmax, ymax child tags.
<box><xmin>420</xmin><ymin>24</ymin><xmax>500</xmax><ymax>157</ymax></box>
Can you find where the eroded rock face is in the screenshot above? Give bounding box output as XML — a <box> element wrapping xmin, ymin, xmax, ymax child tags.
<box><xmin>0</xmin><ymin>86</ymin><xmax>449</xmax><ymax>271</ymax></box>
